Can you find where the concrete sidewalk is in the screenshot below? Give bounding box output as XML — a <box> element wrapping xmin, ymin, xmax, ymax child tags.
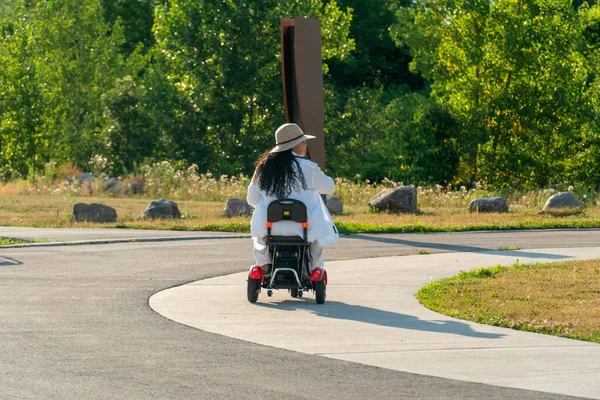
<box><xmin>151</xmin><ymin>247</ymin><xmax>600</xmax><ymax>399</ymax></box>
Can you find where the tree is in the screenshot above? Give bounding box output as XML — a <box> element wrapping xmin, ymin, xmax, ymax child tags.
<box><xmin>391</xmin><ymin>93</ymin><xmax>460</xmax><ymax>185</ymax></box>
<box><xmin>328</xmin><ymin>0</ymin><xmax>423</xmax><ymax>90</ymax></box>
<box><xmin>323</xmin><ymin>0</ymin><xmax>430</xmax><ymax>183</ymax></box>
<box><xmin>0</xmin><ymin>0</ymin><xmax>144</xmax><ymax>177</ymax></box>
<box><xmin>30</xmin><ymin>0</ymin><xmax>132</xmax><ymax>167</ymax></box>
<box><xmin>325</xmin><ymin>86</ymin><xmax>459</xmax><ymax>184</ymax></box>
<box><xmin>393</xmin><ymin>0</ymin><xmax>595</xmax><ymax>188</ymax></box>
<box><xmin>152</xmin><ymin>0</ymin><xmax>354</xmax><ymax>175</ymax></box>
<box><xmin>101</xmin><ymin>0</ymin><xmax>155</xmax><ymax>55</ymax></box>
<box><xmin>567</xmin><ymin>3</ymin><xmax>600</xmax><ymax>185</ymax></box>
<box><xmin>0</xmin><ymin>1</ymin><xmax>43</xmax><ymax>178</ymax></box>
<box><xmin>324</xmin><ymin>85</ymin><xmax>399</xmax><ymax>180</ymax></box>
<box><xmin>101</xmin><ymin>76</ymin><xmax>157</xmax><ymax>173</ymax></box>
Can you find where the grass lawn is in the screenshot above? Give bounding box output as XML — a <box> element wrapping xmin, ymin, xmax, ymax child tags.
<box><xmin>417</xmin><ymin>259</ymin><xmax>600</xmax><ymax>343</ymax></box>
<box><xmin>1</xmin><ymin>195</ymin><xmax>600</xmax><ymax>233</ymax></box>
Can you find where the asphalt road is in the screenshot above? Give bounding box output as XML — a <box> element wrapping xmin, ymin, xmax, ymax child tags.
<box><xmin>2</xmin><ymin>229</ymin><xmax>599</xmax><ymax>399</ymax></box>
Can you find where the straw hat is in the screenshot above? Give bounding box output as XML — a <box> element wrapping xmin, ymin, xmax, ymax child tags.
<box><xmin>270</xmin><ymin>123</ymin><xmax>315</xmax><ymax>153</ymax></box>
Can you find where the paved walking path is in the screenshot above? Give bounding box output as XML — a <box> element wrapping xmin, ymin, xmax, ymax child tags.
<box><xmin>151</xmin><ymin>247</ymin><xmax>600</xmax><ymax>399</ymax></box>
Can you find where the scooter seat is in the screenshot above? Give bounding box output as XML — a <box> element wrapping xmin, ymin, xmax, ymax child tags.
<box><xmin>266</xmin><ymin>235</ymin><xmax>309</xmax><ymax>246</ymax></box>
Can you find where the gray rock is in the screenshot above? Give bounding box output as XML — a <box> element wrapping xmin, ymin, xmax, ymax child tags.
<box><xmin>138</xmin><ymin>198</ymin><xmax>181</xmax><ymax>219</ymax></box>
<box><xmin>79</xmin><ymin>172</ymin><xmax>95</xmax><ymax>185</ymax></box>
<box><xmin>103</xmin><ymin>177</ymin><xmax>119</xmax><ymax>191</ymax></box>
<box><xmin>72</xmin><ymin>203</ymin><xmax>117</xmax><ymax>223</ymax></box>
<box><xmin>468</xmin><ymin>197</ymin><xmax>509</xmax><ymax>213</ymax></box>
<box><xmin>108</xmin><ymin>183</ymin><xmax>123</xmax><ymax>194</ymax></box>
<box><xmin>326</xmin><ymin>195</ymin><xmax>343</xmax><ymax>215</ymax></box>
<box><xmin>543</xmin><ymin>191</ymin><xmax>583</xmax><ymax>211</ymax></box>
<box><xmin>128</xmin><ymin>180</ymin><xmax>144</xmax><ymax>195</ymax></box>
<box><xmin>223</xmin><ymin>199</ymin><xmax>253</xmax><ymax>218</ymax></box>
<box><xmin>368</xmin><ymin>186</ymin><xmax>418</xmax><ymax>214</ymax></box>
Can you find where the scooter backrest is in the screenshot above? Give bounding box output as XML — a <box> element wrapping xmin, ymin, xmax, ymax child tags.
<box><xmin>267</xmin><ymin>199</ymin><xmax>307</xmax><ymax>223</ymax></box>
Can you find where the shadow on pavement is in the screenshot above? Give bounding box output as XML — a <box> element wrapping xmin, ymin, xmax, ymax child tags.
<box><xmin>347</xmin><ymin>234</ymin><xmax>570</xmax><ymax>259</ymax></box>
<box><xmin>258</xmin><ymin>300</ymin><xmax>505</xmax><ymax>339</ymax></box>
<box><xmin>0</xmin><ymin>256</ymin><xmax>23</xmax><ymax>266</ymax></box>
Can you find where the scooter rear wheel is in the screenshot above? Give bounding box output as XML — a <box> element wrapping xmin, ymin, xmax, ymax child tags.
<box><xmin>315</xmin><ymin>280</ymin><xmax>326</xmax><ymax>304</ymax></box>
<box><xmin>247</xmin><ymin>278</ymin><xmax>260</xmax><ymax>303</ymax></box>
<box><xmin>290</xmin><ymin>287</ymin><xmax>299</xmax><ymax>298</ymax></box>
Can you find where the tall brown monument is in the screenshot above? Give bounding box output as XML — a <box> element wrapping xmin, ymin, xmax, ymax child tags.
<box><xmin>280</xmin><ymin>18</ymin><xmax>325</xmax><ymax>170</ymax></box>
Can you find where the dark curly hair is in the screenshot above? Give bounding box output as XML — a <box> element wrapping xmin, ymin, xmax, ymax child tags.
<box><xmin>253</xmin><ymin>149</ymin><xmax>307</xmax><ymax>198</ymax></box>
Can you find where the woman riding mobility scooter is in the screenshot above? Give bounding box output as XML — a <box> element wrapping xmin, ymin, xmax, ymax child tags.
<box><xmin>247</xmin><ymin>198</ymin><xmax>328</xmax><ymax>304</ymax></box>
<box><xmin>246</xmin><ymin>123</ymin><xmax>339</xmax><ymax>304</ymax></box>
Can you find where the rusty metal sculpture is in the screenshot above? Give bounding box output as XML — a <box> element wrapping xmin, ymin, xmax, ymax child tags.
<box><xmin>280</xmin><ymin>18</ymin><xmax>325</xmax><ymax>170</ymax></box>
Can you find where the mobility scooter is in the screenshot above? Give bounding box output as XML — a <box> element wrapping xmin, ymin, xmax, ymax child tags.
<box><xmin>247</xmin><ymin>199</ymin><xmax>327</xmax><ymax>304</ymax></box>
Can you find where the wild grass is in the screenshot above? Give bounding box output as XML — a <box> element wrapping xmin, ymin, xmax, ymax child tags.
<box><xmin>498</xmin><ymin>246</ymin><xmax>522</xmax><ymax>251</ymax></box>
<box><xmin>4</xmin><ymin>160</ymin><xmax>599</xmax><ymax>207</ymax></box>
<box><xmin>3</xmin><ymin>160</ymin><xmax>251</xmax><ymax>201</ymax></box>
<box><xmin>417</xmin><ymin>260</ymin><xmax>600</xmax><ymax>343</ymax></box>
<box><xmin>0</xmin><ymin>237</ymin><xmax>29</xmax><ymax>245</ymax></box>
<box><xmin>1</xmin><ymin>160</ymin><xmax>600</xmax><ymax>233</ymax></box>
<box><xmin>2</xmin><ymin>195</ymin><xmax>600</xmax><ymax>233</ymax></box>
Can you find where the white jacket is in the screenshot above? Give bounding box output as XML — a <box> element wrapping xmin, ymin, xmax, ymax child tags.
<box><xmin>247</xmin><ymin>156</ymin><xmax>340</xmax><ymax>246</ymax></box>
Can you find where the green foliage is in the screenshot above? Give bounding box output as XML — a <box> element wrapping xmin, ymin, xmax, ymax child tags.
<box><xmin>152</xmin><ymin>0</ymin><xmax>354</xmax><ymax>175</ymax></box>
<box><xmin>0</xmin><ymin>237</ymin><xmax>28</xmax><ymax>245</ymax></box>
<box><xmin>325</xmin><ymin>86</ymin><xmax>459</xmax><ymax>184</ymax></box>
<box><xmin>328</xmin><ymin>0</ymin><xmax>423</xmax><ymax>89</ymax></box>
<box><xmin>101</xmin><ymin>76</ymin><xmax>157</xmax><ymax>173</ymax></box>
<box><xmin>34</xmin><ymin>0</ymin><xmax>130</xmax><ymax>164</ymax></box>
<box><xmin>0</xmin><ymin>0</ymin><xmax>599</xmax><ymax>189</ymax></box>
<box><xmin>43</xmin><ymin>161</ymin><xmax>57</xmax><ymax>183</ymax></box>
<box><xmin>389</xmin><ymin>93</ymin><xmax>460</xmax><ymax>184</ymax></box>
<box><xmin>0</xmin><ymin>1</ymin><xmax>42</xmax><ymax>179</ymax></box>
<box><xmin>0</xmin><ymin>0</ymin><xmax>137</xmax><ymax>178</ymax></box>
<box><xmin>325</xmin><ymin>85</ymin><xmax>399</xmax><ymax>180</ymax></box>
<box><xmin>393</xmin><ymin>0</ymin><xmax>598</xmax><ymax>188</ymax></box>
<box><xmin>101</xmin><ymin>0</ymin><xmax>155</xmax><ymax>54</ymax></box>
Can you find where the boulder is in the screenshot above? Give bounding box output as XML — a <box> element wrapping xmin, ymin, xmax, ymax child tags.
<box><xmin>368</xmin><ymin>186</ymin><xmax>418</xmax><ymax>214</ymax></box>
<box><xmin>326</xmin><ymin>195</ymin><xmax>343</xmax><ymax>215</ymax></box>
<box><xmin>223</xmin><ymin>199</ymin><xmax>253</xmax><ymax>218</ymax></box>
<box><xmin>138</xmin><ymin>198</ymin><xmax>181</xmax><ymax>219</ymax></box>
<box><xmin>102</xmin><ymin>177</ymin><xmax>119</xmax><ymax>191</ymax></box>
<box><xmin>127</xmin><ymin>180</ymin><xmax>144</xmax><ymax>195</ymax></box>
<box><xmin>111</xmin><ymin>183</ymin><xmax>123</xmax><ymax>194</ymax></box>
<box><xmin>79</xmin><ymin>172</ymin><xmax>95</xmax><ymax>185</ymax></box>
<box><xmin>72</xmin><ymin>203</ymin><xmax>117</xmax><ymax>223</ymax></box>
<box><xmin>542</xmin><ymin>191</ymin><xmax>583</xmax><ymax>212</ymax></box>
<box><xmin>468</xmin><ymin>197</ymin><xmax>509</xmax><ymax>213</ymax></box>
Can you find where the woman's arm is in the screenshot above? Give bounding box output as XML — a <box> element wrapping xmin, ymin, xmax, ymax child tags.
<box><xmin>247</xmin><ymin>173</ymin><xmax>262</xmax><ymax>207</ymax></box>
<box><xmin>312</xmin><ymin>167</ymin><xmax>335</xmax><ymax>195</ymax></box>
